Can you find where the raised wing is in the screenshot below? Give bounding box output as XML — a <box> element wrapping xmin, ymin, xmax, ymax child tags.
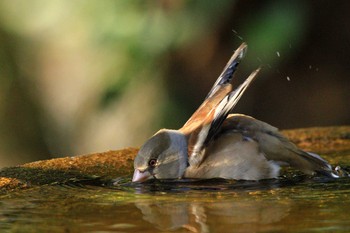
<box><xmin>206</xmin><ymin>43</ymin><xmax>247</xmax><ymax>99</ymax></box>
<box><xmin>180</xmin><ymin>68</ymin><xmax>260</xmax><ymax>167</ymax></box>
<box><xmin>181</xmin><ymin>43</ymin><xmax>248</xmax><ymax>134</ymax></box>
<box><xmin>204</xmin><ymin>68</ymin><xmax>260</xmax><ymax>146</ymax></box>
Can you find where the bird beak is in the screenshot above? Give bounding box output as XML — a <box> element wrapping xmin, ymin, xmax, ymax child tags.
<box><xmin>132</xmin><ymin>169</ymin><xmax>152</xmax><ymax>182</ymax></box>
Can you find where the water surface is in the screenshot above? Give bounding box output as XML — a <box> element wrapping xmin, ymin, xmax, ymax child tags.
<box><xmin>1</xmin><ymin>153</ymin><xmax>350</xmax><ymax>233</ymax></box>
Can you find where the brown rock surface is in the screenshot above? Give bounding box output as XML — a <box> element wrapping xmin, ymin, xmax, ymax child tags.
<box><xmin>0</xmin><ymin>148</ymin><xmax>138</xmax><ymax>194</ymax></box>
<box><xmin>282</xmin><ymin>126</ymin><xmax>350</xmax><ymax>154</ymax></box>
<box><xmin>1</xmin><ymin>127</ymin><xmax>350</xmax><ymax>193</ymax></box>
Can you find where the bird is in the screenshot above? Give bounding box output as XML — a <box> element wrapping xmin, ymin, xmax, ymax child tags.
<box><xmin>132</xmin><ymin>43</ymin><xmax>338</xmax><ymax>182</ymax></box>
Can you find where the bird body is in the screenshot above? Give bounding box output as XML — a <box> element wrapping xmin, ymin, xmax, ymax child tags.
<box><xmin>183</xmin><ymin>118</ymin><xmax>281</xmax><ymax>180</ymax></box>
<box><xmin>132</xmin><ymin>43</ymin><xmax>337</xmax><ymax>182</ymax></box>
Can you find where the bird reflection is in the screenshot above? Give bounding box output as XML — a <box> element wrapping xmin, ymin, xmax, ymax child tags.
<box><xmin>134</xmin><ymin>196</ymin><xmax>292</xmax><ymax>232</ymax></box>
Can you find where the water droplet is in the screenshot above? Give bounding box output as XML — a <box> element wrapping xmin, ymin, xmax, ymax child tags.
<box><xmin>276</xmin><ymin>51</ymin><xmax>280</xmax><ymax>57</ymax></box>
<box><xmin>231</xmin><ymin>29</ymin><xmax>243</xmax><ymax>40</ymax></box>
<box><xmin>286</xmin><ymin>76</ymin><xmax>291</xmax><ymax>81</ymax></box>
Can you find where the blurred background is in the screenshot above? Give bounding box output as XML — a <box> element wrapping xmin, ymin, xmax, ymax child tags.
<box><xmin>0</xmin><ymin>0</ymin><xmax>349</xmax><ymax>167</ymax></box>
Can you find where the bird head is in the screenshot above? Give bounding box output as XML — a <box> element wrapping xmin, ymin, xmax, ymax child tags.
<box><xmin>132</xmin><ymin>129</ymin><xmax>188</xmax><ymax>182</ymax></box>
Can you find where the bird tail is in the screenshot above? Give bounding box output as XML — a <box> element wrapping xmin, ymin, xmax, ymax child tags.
<box><xmin>291</xmin><ymin>149</ymin><xmax>340</xmax><ymax>178</ymax></box>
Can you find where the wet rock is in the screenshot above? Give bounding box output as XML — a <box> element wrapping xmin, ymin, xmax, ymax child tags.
<box><xmin>282</xmin><ymin>126</ymin><xmax>350</xmax><ymax>154</ymax></box>
<box><xmin>1</xmin><ymin>126</ymin><xmax>350</xmax><ymax>193</ymax></box>
<box><xmin>0</xmin><ymin>148</ymin><xmax>138</xmax><ymax>194</ymax></box>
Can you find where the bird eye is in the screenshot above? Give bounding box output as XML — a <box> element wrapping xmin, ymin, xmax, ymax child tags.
<box><xmin>148</xmin><ymin>159</ymin><xmax>157</xmax><ymax>167</ymax></box>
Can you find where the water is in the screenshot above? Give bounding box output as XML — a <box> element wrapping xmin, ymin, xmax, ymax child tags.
<box><xmin>1</xmin><ymin>155</ymin><xmax>350</xmax><ymax>232</ymax></box>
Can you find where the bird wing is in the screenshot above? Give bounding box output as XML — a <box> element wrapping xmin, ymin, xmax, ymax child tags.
<box><xmin>179</xmin><ymin>43</ymin><xmax>247</xmax><ymax>158</ymax></box>
<box><xmin>180</xmin><ymin>69</ymin><xmax>260</xmax><ymax>167</ymax></box>
<box><xmin>206</xmin><ymin>43</ymin><xmax>247</xmax><ymax>99</ymax></box>
<box><xmin>221</xmin><ymin>114</ymin><xmax>336</xmax><ymax>177</ymax></box>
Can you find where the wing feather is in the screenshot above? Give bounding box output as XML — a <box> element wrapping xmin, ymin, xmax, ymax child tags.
<box><xmin>221</xmin><ymin>114</ymin><xmax>336</xmax><ymax>177</ymax></box>
<box><xmin>181</xmin><ymin>69</ymin><xmax>260</xmax><ymax>166</ymax></box>
<box><xmin>206</xmin><ymin>43</ymin><xmax>247</xmax><ymax>99</ymax></box>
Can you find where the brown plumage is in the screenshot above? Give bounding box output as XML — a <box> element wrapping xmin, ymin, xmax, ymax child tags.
<box><xmin>132</xmin><ymin>43</ymin><xmax>338</xmax><ymax>183</ymax></box>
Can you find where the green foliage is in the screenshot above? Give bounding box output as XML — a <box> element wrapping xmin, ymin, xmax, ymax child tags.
<box><xmin>0</xmin><ymin>1</ymin><xmax>314</xmax><ymax>166</ymax></box>
<box><xmin>241</xmin><ymin>1</ymin><xmax>308</xmax><ymax>67</ymax></box>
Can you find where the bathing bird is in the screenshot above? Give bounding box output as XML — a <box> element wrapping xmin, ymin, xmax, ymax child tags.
<box><xmin>132</xmin><ymin>43</ymin><xmax>337</xmax><ymax>182</ymax></box>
